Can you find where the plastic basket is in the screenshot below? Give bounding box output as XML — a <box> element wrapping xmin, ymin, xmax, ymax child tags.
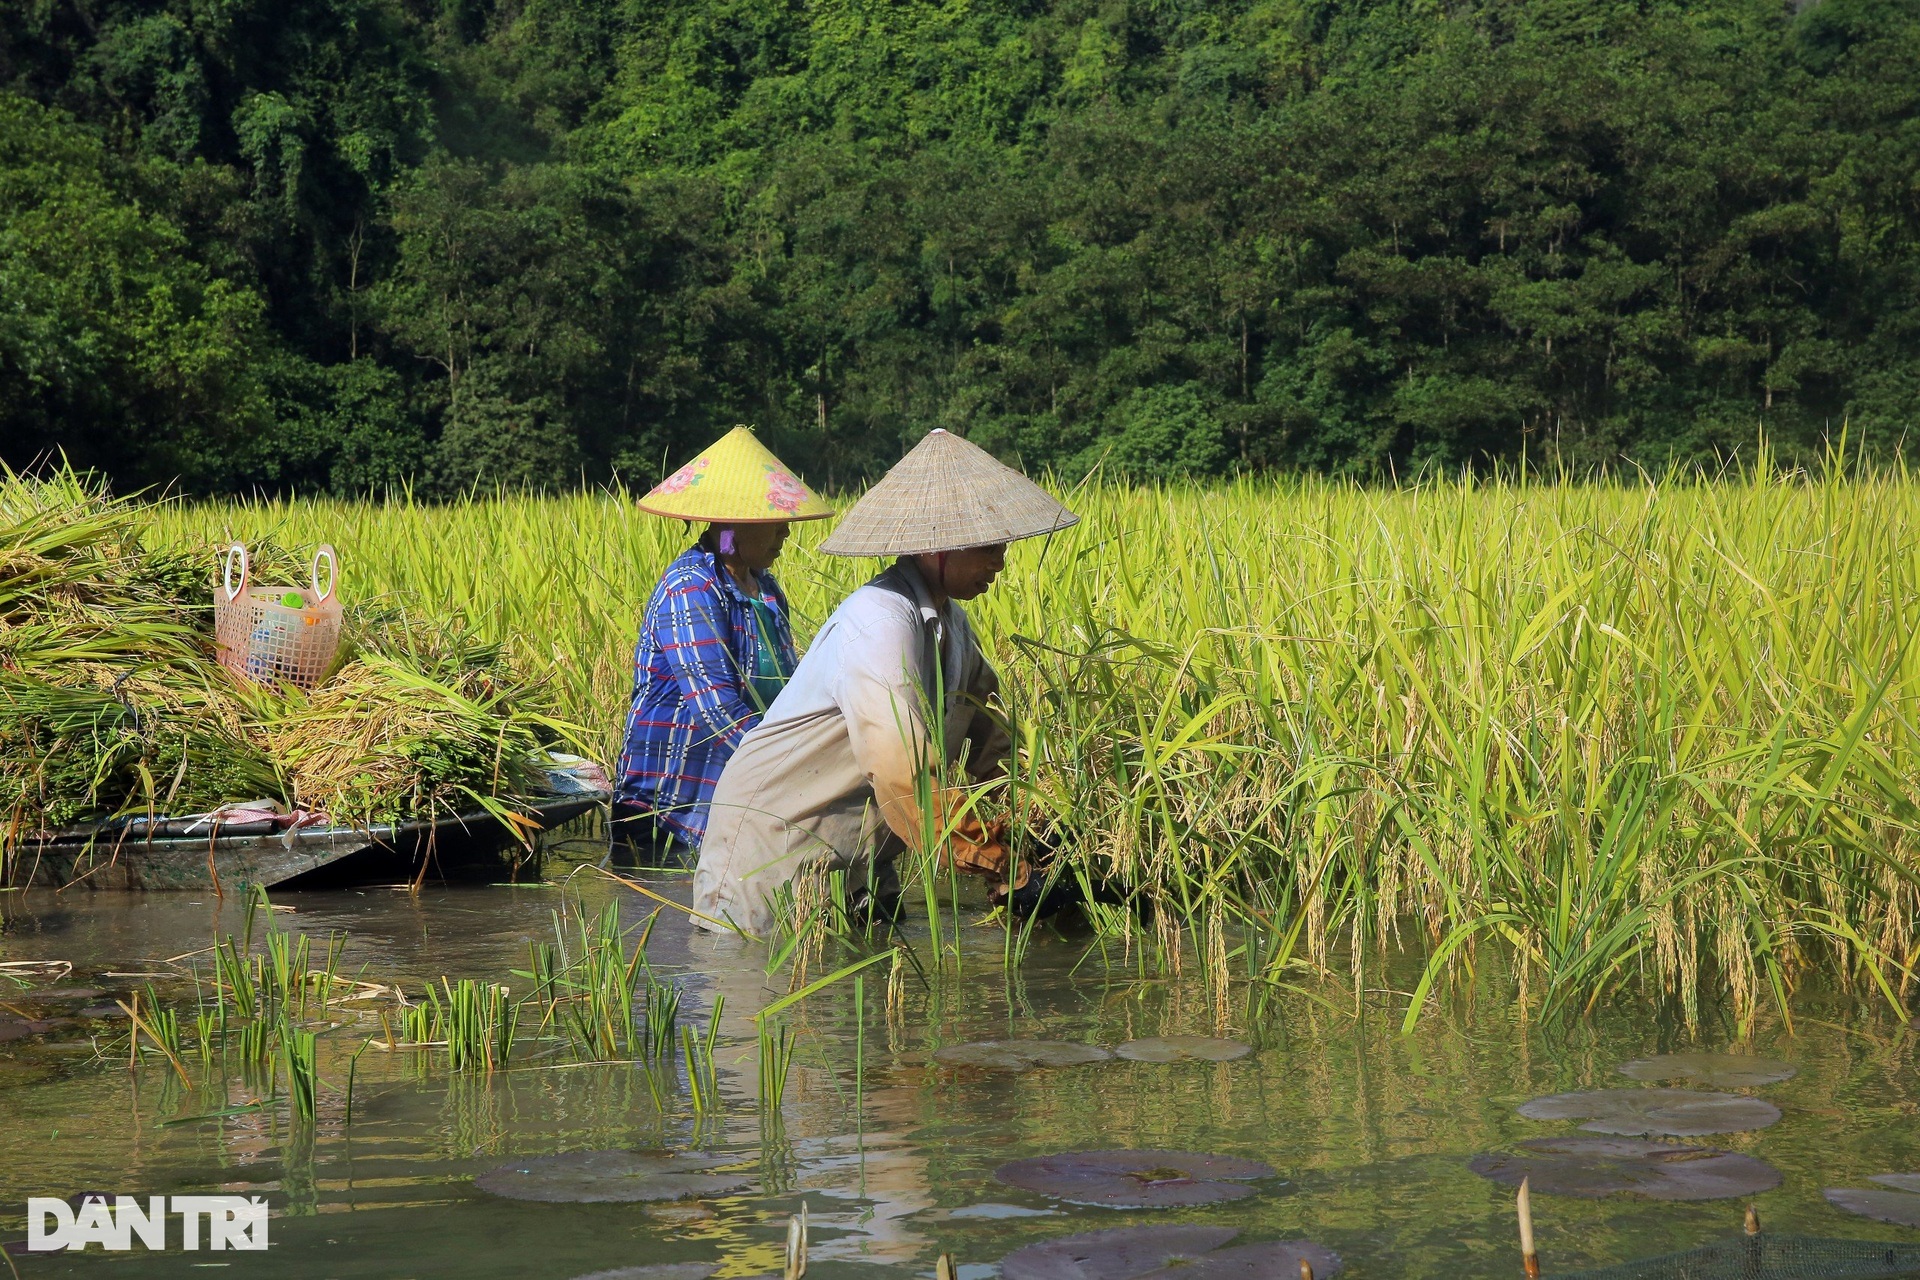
<box><xmin>213</xmin><ymin>543</ymin><xmax>344</xmax><ymax>690</ymax></box>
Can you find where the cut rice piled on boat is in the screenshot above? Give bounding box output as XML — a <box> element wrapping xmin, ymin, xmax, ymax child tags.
<box><xmin>0</xmin><ymin>466</ymin><xmax>605</xmax><ymax>888</ymax></box>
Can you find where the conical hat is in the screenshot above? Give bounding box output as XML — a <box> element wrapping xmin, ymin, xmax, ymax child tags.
<box><xmin>637</xmin><ymin>426</ymin><xmax>835</xmax><ymax>524</ymax></box>
<box><xmin>819</xmin><ymin>429</ymin><xmax>1078</xmax><ymax>556</ymax></box>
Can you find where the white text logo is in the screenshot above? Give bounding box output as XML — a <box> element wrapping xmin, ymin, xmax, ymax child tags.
<box><xmin>27</xmin><ymin>1195</ymin><xmax>269</xmax><ymax>1251</ymax></box>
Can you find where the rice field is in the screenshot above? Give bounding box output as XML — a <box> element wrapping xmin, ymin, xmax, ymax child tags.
<box><xmin>153</xmin><ymin>464</ymin><xmax>1920</xmax><ymax>1033</ymax></box>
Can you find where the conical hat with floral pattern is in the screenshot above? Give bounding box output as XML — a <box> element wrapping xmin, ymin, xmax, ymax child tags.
<box><xmin>636</xmin><ymin>426</ymin><xmax>835</xmax><ymax>523</ymax></box>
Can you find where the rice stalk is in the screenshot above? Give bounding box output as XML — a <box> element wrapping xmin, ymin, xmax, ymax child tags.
<box><xmin>141</xmin><ymin>456</ymin><xmax>1920</xmax><ymax>1027</ymax></box>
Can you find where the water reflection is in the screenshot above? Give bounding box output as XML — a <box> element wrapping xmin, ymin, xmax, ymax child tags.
<box><xmin>0</xmin><ymin>879</ymin><xmax>1917</xmax><ymax>1278</ymax></box>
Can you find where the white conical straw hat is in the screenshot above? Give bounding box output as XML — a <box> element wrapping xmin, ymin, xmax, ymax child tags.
<box><xmin>819</xmin><ymin>429</ymin><xmax>1078</xmax><ymax>556</ymax></box>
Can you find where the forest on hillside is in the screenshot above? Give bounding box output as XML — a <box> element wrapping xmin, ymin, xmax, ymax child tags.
<box><xmin>2</xmin><ymin>0</ymin><xmax>1916</xmax><ymax>493</ymax></box>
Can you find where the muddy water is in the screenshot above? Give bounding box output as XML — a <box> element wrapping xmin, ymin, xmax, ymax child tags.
<box><xmin>2</xmin><ymin>879</ymin><xmax>1919</xmax><ymax>1279</ymax></box>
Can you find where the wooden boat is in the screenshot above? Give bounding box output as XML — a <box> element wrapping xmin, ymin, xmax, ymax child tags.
<box><xmin>3</xmin><ymin>755</ymin><xmax>610</xmax><ymax>892</ymax></box>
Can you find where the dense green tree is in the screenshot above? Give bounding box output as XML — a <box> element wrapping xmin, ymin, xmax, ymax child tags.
<box><xmin>0</xmin><ymin>95</ymin><xmax>272</xmax><ymax>485</ymax></box>
<box><xmin>2</xmin><ymin>0</ymin><xmax>1916</xmax><ymax>490</ymax></box>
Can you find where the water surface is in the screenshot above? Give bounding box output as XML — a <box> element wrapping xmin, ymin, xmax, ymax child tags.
<box><xmin>2</xmin><ymin>880</ymin><xmax>1917</xmax><ymax>1278</ymax></box>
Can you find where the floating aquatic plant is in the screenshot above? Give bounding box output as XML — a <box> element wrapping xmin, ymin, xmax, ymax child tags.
<box><xmin>950</xmin><ymin>1203</ymin><xmax>1061</xmax><ymax>1220</ymax></box>
<box><xmin>933</xmin><ymin>1040</ymin><xmax>1113</xmax><ymax>1071</ymax></box>
<box><xmin>1146</xmin><ymin>1241</ymin><xmax>1342</xmax><ymax>1279</ymax></box>
<box><xmin>1616</xmin><ymin>1053</ymin><xmax>1796</xmax><ymax>1088</ymax></box>
<box><xmin>1001</xmin><ymin>1225</ymin><xmax>1341</xmax><ymax>1280</ymax></box>
<box><xmin>569</xmin><ymin>1266</ymin><xmax>720</xmax><ymax>1280</ymax></box>
<box><xmin>1823</xmin><ymin>1176</ymin><xmax>1920</xmax><ymax>1228</ymax></box>
<box><xmin>1470</xmin><ymin>1137</ymin><xmax>1781</xmax><ymax>1200</ymax></box>
<box><xmin>1002</xmin><ymin>1226</ymin><xmax>1239</xmax><ymax>1280</ymax></box>
<box><xmin>0</xmin><ymin>1017</ymin><xmax>59</xmax><ymax>1041</ymax></box>
<box><xmin>1114</xmin><ymin>1036</ymin><xmax>1251</xmax><ymax>1063</ymax></box>
<box><xmin>1516</xmin><ymin>1088</ymin><xmax>1781</xmax><ymax>1136</ymax></box>
<box><xmin>994</xmin><ymin>1149</ymin><xmax>1277</xmax><ymax>1209</ymax></box>
<box><xmin>473</xmin><ymin>1150</ymin><xmax>750</xmax><ymax>1203</ymax></box>
<box><xmin>1866</xmin><ymin>1175</ymin><xmax>1920</xmax><ymax>1191</ymax></box>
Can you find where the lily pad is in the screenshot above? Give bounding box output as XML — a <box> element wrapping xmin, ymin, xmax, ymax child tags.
<box><xmin>1002</xmin><ymin>1225</ymin><xmax>1241</xmax><ymax>1280</ymax></box>
<box><xmin>474</xmin><ymin>1151</ymin><xmax>749</xmax><ymax>1203</ymax></box>
<box><xmin>1114</xmin><ymin>1036</ymin><xmax>1252</xmax><ymax>1063</ymax></box>
<box><xmin>1516</xmin><ymin>1088</ymin><xmax>1780</xmax><ymax>1136</ymax></box>
<box><xmin>950</xmin><ymin>1203</ymin><xmax>1061</xmax><ymax>1219</ymax></box>
<box><xmin>0</xmin><ymin>1018</ymin><xmax>63</xmax><ymax>1042</ymax></box>
<box><xmin>1825</xmin><ymin>1179</ymin><xmax>1920</xmax><ymax>1227</ymax></box>
<box><xmin>1470</xmin><ymin>1136</ymin><xmax>1782</xmax><ymax>1201</ymax></box>
<box><xmin>572</xmin><ymin>1267</ymin><xmax>719</xmax><ymax>1280</ymax></box>
<box><xmin>1617</xmin><ymin>1053</ymin><xmax>1796</xmax><ymax>1088</ymax></box>
<box><xmin>1001</xmin><ymin>1227</ymin><xmax>1340</xmax><ymax>1280</ymax></box>
<box><xmin>995</xmin><ymin>1149</ymin><xmax>1277</xmax><ymax>1209</ymax></box>
<box><xmin>933</xmin><ymin>1040</ymin><xmax>1114</xmax><ymax>1071</ymax></box>
<box><xmin>1142</xmin><ymin>1242</ymin><xmax>1344</xmax><ymax>1279</ymax></box>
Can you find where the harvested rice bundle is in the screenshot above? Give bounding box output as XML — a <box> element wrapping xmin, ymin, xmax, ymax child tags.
<box><xmin>347</xmin><ymin>606</ymin><xmax>520</xmax><ymax>700</ymax></box>
<box><xmin>263</xmin><ymin>649</ymin><xmax>568</xmax><ymax>827</ymax></box>
<box><xmin>2</xmin><ymin>466</ymin><xmax>590</xmax><ymax>842</ymax></box>
<box><xmin>0</xmin><ymin>466</ymin><xmax>204</xmax><ymax>667</ymax></box>
<box><xmin>0</xmin><ymin>671</ymin><xmax>282</xmax><ymax>831</ymax></box>
<box><xmin>0</xmin><ymin>468</ymin><xmax>260</xmax><ymax>833</ymax></box>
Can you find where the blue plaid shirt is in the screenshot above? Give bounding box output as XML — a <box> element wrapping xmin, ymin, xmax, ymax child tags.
<box><xmin>615</xmin><ymin>547</ymin><xmax>798</xmax><ymax>845</ymax></box>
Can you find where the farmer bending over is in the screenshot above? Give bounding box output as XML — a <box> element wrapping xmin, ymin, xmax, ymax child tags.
<box><xmin>613</xmin><ymin>427</ymin><xmax>834</xmax><ymax>866</ymax></box>
<box><xmin>693</xmin><ymin>428</ymin><xmax>1078</xmax><ymax>935</ymax></box>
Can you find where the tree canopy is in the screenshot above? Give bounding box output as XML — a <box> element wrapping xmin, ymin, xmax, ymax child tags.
<box><xmin>3</xmin><ymin>0</ymin><xmax>1916</xmax><ymax>492</ymax></box>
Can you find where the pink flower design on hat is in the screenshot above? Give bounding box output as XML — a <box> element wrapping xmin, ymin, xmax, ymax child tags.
<box><xmin>654</xmin><ymin>458</ymin><xmax>708</xmax><ymax>495</ymax></box>
<box><xmin>765</xmin><ymin>466</ymin><xmax>808</xmax><ymax>513</ymax></box>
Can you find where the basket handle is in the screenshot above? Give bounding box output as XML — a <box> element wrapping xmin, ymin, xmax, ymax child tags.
<box><xmin>311</xmin><ymin>544</ymin><xmax>339</xmax><ymax>603</ymax></box>
<box><xmin>221</xmin><ymin>543</ymin><xmax>249</xmax><ymax>602</ymax></box>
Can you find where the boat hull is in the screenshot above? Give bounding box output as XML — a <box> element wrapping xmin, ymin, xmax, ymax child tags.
<box><xmin>2</xmin><ymin>758</ymin><xmax>611</xmax><ymax>892</ymax></box>
<box><xmin>4</xmin><ymin>795</ymin><xmax>603</xmax><ymax>891</ymax></box>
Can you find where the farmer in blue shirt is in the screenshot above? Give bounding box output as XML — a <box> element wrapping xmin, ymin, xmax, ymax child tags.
<box><xmin>613</xmin><ymin>427</ymin><xmax>834</xmax><ymax>866</ymax></box>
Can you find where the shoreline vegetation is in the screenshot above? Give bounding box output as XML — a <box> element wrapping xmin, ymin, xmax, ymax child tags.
<box><xmin>133</xmin><ymin>457</ymin><xmax>1920</xmax><ymax>1035</ymax></box>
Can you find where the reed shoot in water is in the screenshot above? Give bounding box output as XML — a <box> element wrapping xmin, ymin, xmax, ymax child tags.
<box><xmin>759</xmin><ymin>1018</ymin><xmax>795</xmax><ymax>1123</ymax></box>
<box><xmin>283</xmin><ymin>1022</ymin><xmax>319</xmax><ymax>1122</ymax></box>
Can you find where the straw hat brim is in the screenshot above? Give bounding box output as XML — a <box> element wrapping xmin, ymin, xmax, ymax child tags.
<box><xmin>818</xmin><ymin>429</ymin><xmax>1079</xmax><ymax>556</ymax></box>
<box><xmin>634</xmin><ymin>502</ymin><xmax>830</xmax><ymax>525</ymax></box>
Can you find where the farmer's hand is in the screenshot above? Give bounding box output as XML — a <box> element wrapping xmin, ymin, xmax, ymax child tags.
<box><xmin>936</xmin><ymin>812</ymin><xmax>1024</xmax><ymax>887</ymax></box>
